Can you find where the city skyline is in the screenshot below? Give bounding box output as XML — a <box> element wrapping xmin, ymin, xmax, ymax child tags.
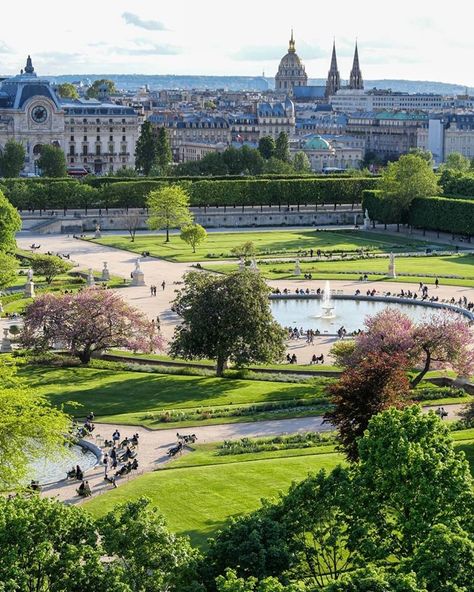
<box><xmin>1</xmin><ymin>0</ymin><xmax>474</xmax><ymax>86</ymax></box>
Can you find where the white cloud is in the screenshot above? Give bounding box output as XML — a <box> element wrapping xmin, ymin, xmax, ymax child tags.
<box><xmin>122</xmin><ymin>12</ymin><xmax>167</xmax><ymax>31</ymax></box>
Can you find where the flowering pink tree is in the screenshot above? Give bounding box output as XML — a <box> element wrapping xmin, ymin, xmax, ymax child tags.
<box><xmin>21</xmin><ymin>289</ymin><xmax>163</xmax><ymax>363</ymax></box>
<box><xmin>338</xmin><ymin>308</ymin><xmax>474</xmax><ymax>388</ymax></box>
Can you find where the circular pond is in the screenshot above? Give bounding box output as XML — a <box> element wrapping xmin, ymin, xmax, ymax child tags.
<box><xmin>271</xmin><ymin>297</ymin><xmax>468</xmax><ymax>334</ymax></box>
<box><xmin>29</xmin><ymin>444</ymin><xmax>98</xmax><ymax>485</ymax></box>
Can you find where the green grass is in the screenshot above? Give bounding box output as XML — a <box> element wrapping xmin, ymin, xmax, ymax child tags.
<box><xmin>19</xmin><ymin>365</ymin><xmax>327</xmax><ymax>427</ymax></box>
<box><xmin>205</xmin><ymin>254</ymin><xmax>474</xmax><ymax>285</ymax></box>
<box><xmin>85</xmin><ymin>450</ymin><xmax>345</xmax><ymax>546</ymax></box>
<box><xmin>89</xmin><ymin>229</ymin><xmax>442</xmax><ymax>263</ymax></box>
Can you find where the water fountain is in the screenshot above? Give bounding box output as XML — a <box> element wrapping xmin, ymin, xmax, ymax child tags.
<box><xmin>320</xmin><ymin>280</ymin><xmax>336</xmax><ymax>319</ymax></box>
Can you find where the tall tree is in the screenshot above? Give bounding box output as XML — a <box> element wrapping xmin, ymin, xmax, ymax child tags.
<box><xmin>324</xmin><ymin>351</ymin><xmax>410</xmax><ymax>461</ymax></box>
<box><xmin>0</xmin><ymin>251</ymin><xmax>18</xmax><ymax>289</ymax></box>
<box><xmin>443</xmin><ymin>151</ymin><xmax>471</xmax><ymax>173</ymax></box>
<box><xmin>292</xmin><ymin>151</ymin><xmax>311</xmax><ymax>173</ymax></box>
<box><xmin>56</xmin><ymin>82</ymin><xmax>79</xmax><ymax>99</ymax></box>
<box><xmin>0</xmin><ymin>356</ymin><xmax>71</xmax><ymax>489</ymax></box>
<box><xmin>0</xmin><ymin>189</ymin><xmax>22</xmax><ymax>252</ymax></box>
<box><xmin>86</xmin><ymin>79</ymin><xmax>116</xmax><ymax>99</ymax></box>
<box><xmin>380</xmin><ymin>154</ymin><xmax>440</xmax><ymax>222</ymax></box>
<box><xmin>37</xmin><ymin>144</ymin><xmax>67</xmax><ymax>177</ymax></box>
<box><xmin>30</xmin><ymin>254</ymin><xmax>72</xmax><ymax>284</ymax></box>
<box><xmin>21</xmin><ymin>289</ymin><xmax>162</xmax><ymax>363</ymax></box>
<box><xmin>147</xmin><ymin>184</ymin><xmax>192</xmax><ymax>242</ymax></box>
<box><xmin>322</xmin><ymin>566</ymin><xmax>425</xmax><ymax>592</ymax></box>
<box><xmin>170</xmin><ymin>271</ymin><xmax>286</xmax><ymax>376</ymax></box>
<box><xmin>180</xmin><ymin>223</ymin><xmax>207</xmax><ymax>253</ymax></box>
<box><xmin>258</xmin><ymin>136</ymin><xmax>276</xmax><ymax>160</ymax></box>
<box><xmin>135</xmin><ymin>121</ymin><xmax>158</xmax><ymax>176</ymax></box>
<box><xmin>0</xmin><ymin>139</ymin><xmax>26</xmax><ymax>178</ymax></box>
<box><xmin>155</xmin><ymin>127</ymin><xmax>172</xmax><ymax>173</ymax></box>
<box><xmin>274</xmin><ymin>132</ymin><xmax>290</xmax><ymax>163</ymax></box>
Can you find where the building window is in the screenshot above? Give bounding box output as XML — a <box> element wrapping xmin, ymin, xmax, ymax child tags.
<box><xmin>109</xmin><ymin>135</ymin><xmax>113</xmax><ymax>142</ymax></box>
<box><xmin>70</xmin><ymin>135</ymin><xmax>74</xmax><ymax>141</ymax></box>
<box><xmin>83</xmin><ymin>136</ymin><xmax>87</xmax><ymax>142</ymax></box>
<box><xmin>69</xmin><ymin>146</ymin><xmax>75</xmax><ymax>156</ymax></box>
<box><xmin>82</xmin><ymin>146</ymin><xmax>88</xmax><ymax>156</ymax></box>
<box><xmin>96</xmin><ymin>146</ymin><xmax>101</xmax><ymax>156</ymax></box>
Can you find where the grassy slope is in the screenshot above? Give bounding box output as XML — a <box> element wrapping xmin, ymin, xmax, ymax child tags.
<box><xmin>90</xmin><ymin>230</ymin><xmax>440</xmax><ymax>263</ymax></box>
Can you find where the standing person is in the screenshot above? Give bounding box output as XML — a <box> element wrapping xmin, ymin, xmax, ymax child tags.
<box><xmin>112</xmin><ymin>429</ymin><xmax>120</xmax><ymax>447</ymax></box>
<box><xmin>435</xmin><ymin>277</ymin><xmax>439</xmax><ymax>288</ymax></box>
<box><xmin>150</xmin><ymin>286</ymin><xmax>154</xmax><ymax>297</ymax></box>
<box><xmin>161</xmin><ymin>280</ymin><xmax>166</xmax><ymax>291</ymax></box>
<box><xmin>103</xmin><ymin>453</ymin><xmax>109</xmax><ymax>477</ymax></box>
<box><xmin>110</xmin><ymin>447</ymin><xmax>118</xmax><ymax>469</ymax></box>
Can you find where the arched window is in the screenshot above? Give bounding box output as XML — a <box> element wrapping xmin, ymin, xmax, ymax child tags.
<box><xmin>33</xmin><ymin>144</ymin><xmax>42</xmax><ymax>156</ymax></box>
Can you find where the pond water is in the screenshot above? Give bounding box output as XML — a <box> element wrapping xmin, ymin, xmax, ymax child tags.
<box><xmin>29</xmin><ymin>444</ymin><xmax>98</xmax><ymax>485</ymax></box>
<box><xmin>270</xmin><ymin>297</ymin><xmax>463</xmax><ymax>334</ymax></box>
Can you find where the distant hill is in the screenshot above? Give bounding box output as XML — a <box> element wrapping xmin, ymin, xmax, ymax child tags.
<box><xmin>7</xmin><ymin>73</ymin><xmax>472</xmax><ymax>95</ymax></box>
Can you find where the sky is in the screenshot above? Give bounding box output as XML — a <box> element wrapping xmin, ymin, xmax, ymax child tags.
<box><xmin>1</xmin><ymin>0</ymin><xmax>474</xmax><ymax>85</ymax></box>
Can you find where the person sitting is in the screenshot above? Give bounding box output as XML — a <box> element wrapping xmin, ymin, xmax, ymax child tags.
<box><xmin>29</xmin><ymin>480</ymin><xmax>41</xmax><ymax>492</ymax></box>
<box><xmin>86</xmin><ymin>411</ymin><xmax>95</xmax><ymax>422</ymax></box>
<box><xmin>131</xmin><ymin>458</ymin><xmax>139</xmax><ymax>470</ymax></box>
<box><xmin>77</xmin><ymin>480</ymin><xmax>92</xmax><ymax>497</ymax></box>
<box><xmin>286</xmin><ymin>353</ymin><xmax>291</xmax><ymax>363</ymax></box>
<box><xmin>104</xmin><ymin>474</ymin><xmax>118</xmax><ymax>488</ymax></box>
<box><xmin>67</xmin><ymin>467</ymin><xmax>77</xmax><ymax>479</ymax></box>
<box><xmin>311</xmin><ymin>354</ymin><xmax>317</xmax><ymax>365</ymax></box>
<box><xmin>131</xmin><ymin>433</ymin><xmax>140</xmax><ymax>446</ymax></box>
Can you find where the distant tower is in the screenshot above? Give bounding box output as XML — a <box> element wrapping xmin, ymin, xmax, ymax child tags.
<box><xmin>275</xmin><ymin>30</ymin><xmax>308</xmax><ymax>96</ymax></box>
<box><xmin>349</xmin><ymin>42</ymin><xmax>364</xmax><ymax>90</ymax></box>
<box><xmin>325</xmin><ymin>41</ymin><xmax>341</xmax><ymax>98</ymax></box>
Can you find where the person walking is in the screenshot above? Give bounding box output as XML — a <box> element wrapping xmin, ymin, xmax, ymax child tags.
<box><xmin>435</xmin><ymin>277</ymin><xmax>439</xmax><ymax>288</ymax></box>
<box><xmin>103</xmin><ymin>453</ymin><xmax>109</xmax><ymax>477</ymax></box>
<box><xmin>161</xmin><ymin>280</ymin><xmax>166</xmax><ymax>291</ymax></box>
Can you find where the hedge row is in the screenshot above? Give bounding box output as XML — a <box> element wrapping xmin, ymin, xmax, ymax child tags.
<box><xmin>362</xmin><ymin>189</ymin><xmax>474</xmax><ymax>236</ymax></box>
<box><xmin>2</xmin><ymin>177</ymin><xmax>378</xmax><ymax>210</ymax></box>
<box><xmin>440</xmin><ymin>169</ymin><xmax>474</xmax><ymax>198</ymax></box>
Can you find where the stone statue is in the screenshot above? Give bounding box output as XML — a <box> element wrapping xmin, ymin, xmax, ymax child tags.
<box><xmin>94</xmin><ymin>224</ymin><xmax>102</xmax><ymax>239</ymax></box>
<box><xmin>1</xmin><ymin>327</ymin><xmax>12</xmax><ymax>353</ymax></box>
<box><xmin>86</xmin><ymin>268</ymin><xmax>95</xmax><ymax>286</ymax></box>
<box><xmin>364</xmin><ymin>209</ymin><xmax>370</xmax><ymax>230</ymax></box>
<box><xmin>27</xmin><ymin>268</ymin><xmax>33</xmax><ymax>282</ymax></box>
<box><xmin>238</xmin><ymin>256</ymin><xmax>246</xmax><ymax>271</ymax></box>
<box><xmin>294</xmin><ymin>258</ymin><xmax>301</xmax><ymax>276</ymax></box>
<box><xmin>101</xmin><ymin>261</ymin><xmax>110</xmax><ymax>282</ymax></box>
<box><xmin>249</xmin><ymin>258</ymin><xmax>259</xmax><ymax>273</ymax></box>
<box><xmin>388</xmin><ymin>252</ymin><xmax>396</xmax><ymax>278</ymax></box>
<box><xmin>131</xmin><ymin>258</ymin><xmax>145</xmax><ymax>286</ymax></box>
<box><xmin>24</xmin><ymin>268</ymin><xmax>35</xmax><ymax>298</ymax></box>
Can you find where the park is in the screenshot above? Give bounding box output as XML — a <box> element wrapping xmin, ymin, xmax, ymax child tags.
<box><xmin>1</xmin><ymin>154</ymin><xmax>474</xmax><ymax>590</ymax></box>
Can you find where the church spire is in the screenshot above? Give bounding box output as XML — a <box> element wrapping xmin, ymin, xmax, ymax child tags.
<box><xmin>288</xmin><ymin>29</ymin><xmax>296</xmax><ymax>53</ymax></box>
<box><xmin>349</xmin><ymin>41</ymin><xmax>364</xmax><ymax>89</ymax></box>
<box><xmin>325</xmin><ymin>40</ymin><xmax>341</xmax><ymax>98</ymax></box>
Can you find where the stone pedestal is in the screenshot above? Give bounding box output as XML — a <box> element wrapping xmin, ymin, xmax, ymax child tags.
<box><xmin>1</xmin><ymin>328</ymin><xmax>12</xmax><ymax>353</ymax></box>
<box><xmin>101</xmin><ymin>262</ymin><xmax>110</xmax><ymax>282</ymax></box>
<box><xmin>24</xmin><ymin>280</ymin><xmax>35</xmax><ymax>298</ymax></box>
<box><xmin>86</xmin><ymin>268</ymin><xmax>95</xmax><ymax>286</ymax></box>
<box><xmin>131</xmin><ymin>259</ymin><xmax>146</xmax><ymax>286</ymax></box>
<box><xmin>294</xmin><ymin>259</ymin><xmax>301</xmax><ymax>276</ymax></box>
<box><xmin>94</xmin><ymin>225</ymin><xmax>102</xmax><ymax>239</ymax></box>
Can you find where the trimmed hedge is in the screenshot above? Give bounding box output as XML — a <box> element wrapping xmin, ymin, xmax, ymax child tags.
<box><xmin>409</xmin><ymin>196</ymin><xmax>474</xmax><ymax>235</ymax></box>
<box><xmin>439</xmin><ymin>169</ymin><xmax>474</xmax><ymax>198</ymax></box>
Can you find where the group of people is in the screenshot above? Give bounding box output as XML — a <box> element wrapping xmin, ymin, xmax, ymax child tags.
<box><xmin>150</xmin><ymin>282</ymin><xmax>166</xmax><ymax>296</ymax></box>
<box><xmin>286</xmin><ymin>353</ymin><xmax>298</xmax><ymax>364</ymax></box>
<box><xmin>337</xmin><ymin>326</ymin><xmax>347</xmax><ymax>339</ymax></box>
<box><xmin>310</xmin><ymin>353</ymin><xmax>325</xmax><ymax>365</ymax></box>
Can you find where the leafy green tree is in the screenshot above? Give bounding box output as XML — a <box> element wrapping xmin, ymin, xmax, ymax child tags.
<box><xmin>31</xmin><ymin>254</ymin><xmax>72</xmax><ymax>284</ymax></box>
<box><xmin>222</xmin><ymin>146</ymin><xmax>243</xmax><ymax>175</ymax></box>
<box><xmin>274</xmin><ymin>132</ymin><xmax>290</xmax><ymax>163</ymax></box>
<box><xmin>86</xmin><ymin>79</ymin><xmax>116</xmax><ymax>99</ymax></box>
<box><xmin>292</xmin><ymin>151</ymin><xmax>311</xmax><ymax>173</ymax></box>
<box><xmin>277</xmin><ymin>467</ymin><xmax>355</xmax><ymax>587</ymax></box>
<box><xmin>230</xmin><ymin>241</ymin><xmax>257</xmax><ymax>261</ymax></box>
<box><xmin>443</xmin><ymin>152</ymin><xmax>472</xmax><ymax>173</ymax></box>
<box><xmin>216</xmin><ymin>569</ymin><xmax>305</xmax><ymax>592</ymax></box>
<box><xmin>408</xmin><ymin>148</ymin><xmax>434</xmax><ymax>166</ymax></box>
<box><xmin>196</xmin><ymin>151</ymin><xmax>229</xmax><ymax>176</ymax></box>
<box><xmin>408</xmin><ymin>524</ymin><xmax>474</xmax><ymax>592</ymax></box>
<box><xmin>0</xmin><ymin>251</ymin><xmax>18</xmax><ymax>289</ymax></box>
<box><xmin>353</xmin><ymin>406</ymin><xmax>474</xmax><ymax>562</ymax></box>
<box><xmin>258</xmin><ymin>136</ymin><xmax>276</xmax><ymax>160</ymax></box>
<box><xmin>239</xmin><ymin>145</ymin><xmax>265</xmax><ymax>175</ymax></box>
<box><xmin>170</xmin><ymin>271</ymin><xmax>286</xmax><ymax>376</ymax></box>
<box><xmin>135</xmin><ymin>121</ymin><xmax>158</xmax><ymax>176</ymax></box>
<box><xmin>147</xmin><ymin>184</ymin><xmax>192</xmax><ymax>242</ymax></box>
<box><xmin>180</xmin><ymin>223</ymin><xmax>207</xmax><ymax>253</ymax></box>
<box><xmin>380</xmin><ymin>154</ymin><xmax>440</xmax><ymax>224</ymax></box>
<box><xmin>0</xmin><ymin>139</ymin><xmax>26</xmax><ymax>177</ymax></box>
<box><xmin>98</xmin><ymin>497</ymin><xmax>198</xmax><ymax>592</ymax></box>
<box><xmin>0</xmin><ymin>496</ymin><xmax>118</xmax><ymax>591</ymax></box>
<box><xmin>56</xmin><ymin>82</ymin><xmax>79</xmax><ymax>99</ymax></box>
<box><xmin>109</xmin><ymin>166</ymin><xmax>139</xmax><ymax>177</ymax></box>
<box><xmin>322</xmin><ymin>566</ymin><xmax>426</xmax><ymax>592</ymax></box>
<box><xmin>37</xmin><ymin>144</ymin><xmax>67</xmax><ymax>177</ymax></box>
<box><xmin>324</xmin><ymin>352</ymin><xmax>410</xmax><ymax>461</ymax></box>
<box><xmin>155</xmin><ymin>127</ymin><xmax>172</xmax><ymax>173</ymax></box>
<box><xmin>0</xmin><ymin>356</ymin><xmax>71</xmax><ymax>489</ymax></box>
<box><xmin>263</xmin><ymin>157</ymin><xmax>295</xmax><ymax>175</ymax></box>
<box><xmin>0</xmin><ymin>189</ymin><xmax>21</xmax><ymax>252</ymax></box>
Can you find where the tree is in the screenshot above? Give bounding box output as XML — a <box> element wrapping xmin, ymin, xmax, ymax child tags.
<box><xmin>230</xmin><ymin>241</ymin><xmax>257</xmax><ymax>261</ymax></box>
<box><xmin>37</xmin><ymin>144</ymin><xmax>67</xmax><ymax>177</ymax></box>
<box><xmin>180</xmin><ymin>223</ymin><xmax>207</xmax><ymax>253</ymax></box>
<box><xmin>86</xmin><ymin>79</ymin><xmax>116</xmax><ymax>99</ymax></box>
<box><xmin>0</xmin><ymin>139</ymin><xmax>26</xmax><ymax>178</ymax></box>
<box><xmin>216</xmin><ymin>570</ymin><xmax>304</xmax><ymax>592</ymax></box>
<box><xmin>258</xmin><ymin>136</ymin><xmax>276</xmax><ymax>160</ymax></box>
<box><xmin>135</xmin><ymin>121</ymin><xmax>157</xmax><ymax>176</ymax></box>
<box><xmin>324</xmin><ymin>351</ymin><xmax>410</xmax><ymax>461</ymax></box>
<box><xmin>380</xmin><ymin>154</ymin><xmax>440</xmax><ymax>223</ymax></box>
<box><xmin>170</xmin><ymin>271</ymin><xmax>286</xmax><ymax>376</ymax></box>
<box><xmin>274</xmin><ymin>132</ymin><xmax>290</xmax><ymax>163</ymax></box>
<box><xmin>147</xmin><ymin>184</ymin><xmax>192</xmax><ymax>242</ymax></box>
<box><xmin>111</xmin><ymin>166</ymin><xmax>139</xmax><ymax>177</ymax></box>
<box><xmin>322</xmin><ymin>566</ymin><xmax>425</xmax><ymax>592</ymax></box>
<box><xmin>263</xmin><ymin>157</ymin><xmax>295</xmax><ymax>175</ymax></box>
<box><xmin>354</xmin><ymin>406</ymin><xmax>474</xmax><ymax>562</ymax></box>
<box><xmin>0</xmin><ymin>189</ymin><xmax>22</xmax><ymax>252</ymax></box>
<box><xmin>292</xmin><ymin>151</ymin><xmax>311</xmax><ymax>173</ymax></box>
<box><xmin>98</xmin><ymin>497</ymin><xmax>198</xmax><ymax>592</ymax></box>
<box><xmin>408</xmin><ymin>148</ymin><xmax>434</xmax><ymax>166</ymax></box>
<box><xmin>239</xmin><ymin>145</ymin><xmax>265</xmax><ymax>175</ymax></box>
<box><xmin>56</xmin><ymin>82</ymin><xmax>79</xmax><ymax>99</ymax></box>
<box><xmin>278</xmin><ymin>467</ymin><xmax>355</xmax><ymax>587</ymax></box>
<box><xmin>30</xmin><ymin>254</ymin><xmax>72</xmax><ymax>284</ymax></box>
<box><xmin>0</xmin><ymin>356</ymin><xmax>71</xmax><ymax>489</ymax></box>
<box><xmin>123</xmin><ymin>211</ymin><xmax>142</xmax><ymax>242</ymax></box>
<box><xmin>155</xmin><ymin>127</ymin><xmax>172</xmax><ymax>173</ymax></box>
<box><xmin>21</xmin><ymin>289</ymin><xmax>163</xmax><ymax>364</ymax></box>
<box><xmin>443</xmin><ymin>152</ymin><xmax>471</xmax><ymax>173</ymax></box>
<box><xmin>0</xmin><ymin>496</ymin><xmax>117</xmax><ymax>590</ymax></box>
<box><xmin>0</xmin><ymin>251</ymin><xmax>18</xmax><ymax>289</ymax></box>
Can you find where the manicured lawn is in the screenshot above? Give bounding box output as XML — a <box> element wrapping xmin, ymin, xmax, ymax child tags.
<box><xmin>90</xmin><ymin>229</ymin><xmax>441</xmax><ymax>263</ymax></box>
<box><xmin>20</xmin><ymin>365</ymin><xmax>325</xmax><ymax>427</ymax></box>
<box><xmin>206</xmin><ymin>254</ymin><xmax>474</xmax><ymax>285</ymax></box>
<box><xmin>85</xmin><ymin>450</ymin><xmax>345</xmax><ymax>546</ymax></box>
